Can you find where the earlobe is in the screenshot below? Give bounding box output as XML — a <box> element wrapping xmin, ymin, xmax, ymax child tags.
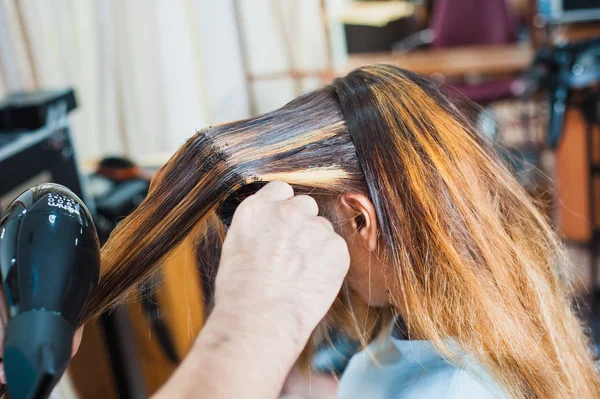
<box><xmin>340</xmin><ymin>193</ymin><xmax>378</xmax><ymax>251</ymax></box>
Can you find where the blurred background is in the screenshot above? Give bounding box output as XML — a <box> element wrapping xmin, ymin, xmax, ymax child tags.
<box><xmin>1</xmin><ymin>0</ymin><xmax>600</xmax><ymax>398</ymax></box>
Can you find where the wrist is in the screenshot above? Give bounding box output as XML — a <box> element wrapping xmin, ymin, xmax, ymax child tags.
<box><xmin>158</xmin><ymin>300</ymin><xmax>308</xmax><ymax>399</ymax></box>
<box><xmin>205</xmin><ymin>302</ymin><xmax>310</xmax><ymax>356</ymax></box>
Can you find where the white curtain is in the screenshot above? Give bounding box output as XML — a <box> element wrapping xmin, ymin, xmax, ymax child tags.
<box><xmin>0</xmin><ymin>0</ymin><xmax>346</xmax><ymax>163</ymax></box>
<box><xmin>237</xmin><ymin>0</ymin><xmax>348</xmax><ymax>113</ymax></box>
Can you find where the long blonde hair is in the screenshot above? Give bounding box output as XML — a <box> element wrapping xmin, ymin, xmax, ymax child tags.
<box><xmin>83</xmin><ymin>65</ymin><xmax>599</xmax><ymax>398</ymax></box>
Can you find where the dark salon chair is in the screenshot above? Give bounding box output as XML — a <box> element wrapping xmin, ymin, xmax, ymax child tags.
<box><xmin>394</xmin><ymin>0</ymin><xmax>522</xmax><ymax>104</ymax></box>
<box><xmin>395</xmin><ymin>0</ymin><xmax>541</xmax><ymax>190</ymax></box>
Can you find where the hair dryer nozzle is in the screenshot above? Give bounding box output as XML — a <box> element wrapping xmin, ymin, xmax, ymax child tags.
<box><xmin>4</xmin><ymin>311</ymin><xmax>72</xmax><ymax>399</ymax></box>
<box><xmin>0</xmin><ymin>183</ymin><xmax>100</xmax><ymax>399</ymax></box>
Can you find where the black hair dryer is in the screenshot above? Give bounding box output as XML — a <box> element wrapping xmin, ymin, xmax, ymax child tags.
<box><xmin>0</xmin><ymin>184</ymin><xmax>100</xmax><ymax>399</ymax></box>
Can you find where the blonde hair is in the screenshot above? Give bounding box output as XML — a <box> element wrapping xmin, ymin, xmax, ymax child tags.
<box><xmin>83</xmin><ymin>65</ymin><xmax>600</xmax><ymax>398</ymax></box>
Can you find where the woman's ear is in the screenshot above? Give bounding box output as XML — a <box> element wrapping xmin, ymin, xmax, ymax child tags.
<box><xmin>339</xmin><ymin>193</ymin><xmax>378</xmax><ymax>251</ymax></box>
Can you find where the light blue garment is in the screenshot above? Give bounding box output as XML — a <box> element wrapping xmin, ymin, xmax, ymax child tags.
<box><xmin>338</xmin><ymin>335</ymin><xmax>509</xmax><ymax>399</ymax></box>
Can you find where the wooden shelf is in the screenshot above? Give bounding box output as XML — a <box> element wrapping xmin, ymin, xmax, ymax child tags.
<box><xmin>347</xmin><ymin>43</ymin><xmax>535</xmax><ymax>78</ymax></box>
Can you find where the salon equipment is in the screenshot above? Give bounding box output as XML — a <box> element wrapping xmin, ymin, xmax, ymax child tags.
<box><xmin>0</xmin><ymin>89</ymin><xmax>91</xmax><ymax>213</ymax></box>
<box><xmin>524</xmin><ymin>37</ymin><xmax>600</xmax><ymax>325</ymax></box>
<box><xmin>342</xmin><ymin>1</ymin><xmax>419</xmax><ymax>53</ymax></box>
<box><xmin>522</xmin><ymin>36</ymin><xmax>600</xmax><ymax>148</ymax></box>
<box><xmin>538</xmin><ymin>0</ymin><xmax>600</xmax><ymax>24</ymax></box>
<box><xmin>89</xmin><ymin>157</ymin><xmax>151</xmax><ymax>243</ymax></box>
<box><xmin>394</xmin><ymin>0</ymin><xmax>521</xmax><ymax>104</ymax></box>
<box><xmin>0</xmin><ymin>89</ymin><xmax>146</xmax><ymax>399</ymax></box>
<box><xmin>0</xmin><ymin>184</ymin><xmax>100</xmax><ymax>399</ymax></box>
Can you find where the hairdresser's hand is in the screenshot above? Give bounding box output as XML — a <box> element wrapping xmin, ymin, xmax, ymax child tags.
<box><xmin>216</xmin><ymin>180</ymin><xmax>351</xmax><ymax>344</ymax></box>
<box><xmin>155</xmin><ymin>182</ymin><xmax>350</xmax><ymax>399</ymax></box>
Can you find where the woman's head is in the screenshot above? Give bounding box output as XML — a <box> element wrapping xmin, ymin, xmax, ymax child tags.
<box><xmin>84</xmin><ymin>65</ymin><xmax>599</xmax><ymax>399</ymax></box>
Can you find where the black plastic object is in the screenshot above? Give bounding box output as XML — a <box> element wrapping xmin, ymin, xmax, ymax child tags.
<box><xmin>522</xmin><ymin>37</ymin><xmax>600</xmax><ymax>148</ymax></box>
<box><xmin>0</xmin><ymin>183</ymin><xmax>100</xmax><ymax>399</ymax></box>
<box><xmin>0</xmin><ymin>89</ymin><xmax>76</xmax><ymax>132</ymax></box>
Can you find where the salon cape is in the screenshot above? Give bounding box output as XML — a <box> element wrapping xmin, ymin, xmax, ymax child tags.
<box><xmin>338</xmin><ymin>332</ymin><xmax>509</xmax><ymax>399</ymax></box>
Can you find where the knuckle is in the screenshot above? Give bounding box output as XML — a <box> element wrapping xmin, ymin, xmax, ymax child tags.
<box><xmin>235</xmin><ymin>194</ymin><xmax>263</xmax><ymax>217</ymax></box>
<box><xmin>296</xmin><ymin>195</ymin><xmax>318</xmax><ymax>210</ymax></box>
<box><xmin>280</xmin><ymin>201</ymin><xmax>306</xmax><ymax>218</ymax></box>
<box><xmin>268</xmin><ymin>180</ymin><xmax>292</xmax><ymax>190</ymax></box>
<box><xmin>266</xmin><ymin>181</ymin><xmax>294</xmax><ymax>196</ymax></box>
<box><xmin>328</xmin><ymin>234</ymin><xmax>350</xmax><ymax>256</ymax></box>
<box><xmin>314</xmin><ymin>216</ymin><xmax>334</xmax><ymax>230</ymax></box>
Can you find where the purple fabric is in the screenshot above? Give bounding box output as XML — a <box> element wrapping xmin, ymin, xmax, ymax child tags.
<box><xmin>430</xmin><ymin>0</ymin><xmax>518</xmax><ymax>48</ymax></box>
<box><xmin>451</xmin><ymin>79</ymin><xmax>516</xmax><ymax>104</ymax></box>
<box><xmin>428</xmin><ymin>0</ymin><xmax>520</xmax><ymax>104</ymax></box>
